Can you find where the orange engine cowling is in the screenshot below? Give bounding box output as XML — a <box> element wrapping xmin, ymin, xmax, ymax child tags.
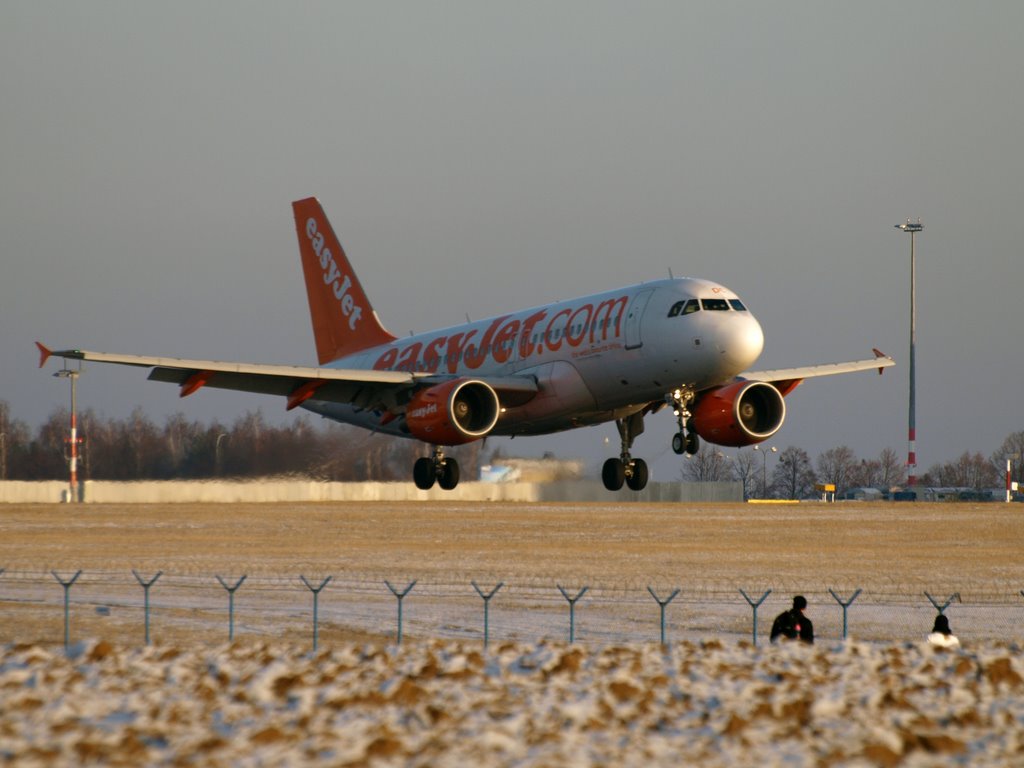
<box><xmin>405</xmin><ymin>379</ymin><xmax>500</xmax><ymax>445</ymax></box>
<box><xmin>691</xmin><ymin>380</ymin><xmax>786</xmax><ymax>447</ymax></box>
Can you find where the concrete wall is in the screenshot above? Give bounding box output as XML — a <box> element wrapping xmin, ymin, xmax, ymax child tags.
<box><xmin>0</xmin><ymin>479</ymin><xmax>743</xmax><ymax>504</ymax></box>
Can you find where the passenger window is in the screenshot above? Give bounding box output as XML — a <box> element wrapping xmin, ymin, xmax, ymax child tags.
<box><xmin>701</xmin><ymin>298</ymin><xmax>729</xmax><ymax>311</ymax></box>
<box><xmin>728</xmin><ymin>299</ymin><xmax>747</xmax><ymax>311</ymax></box>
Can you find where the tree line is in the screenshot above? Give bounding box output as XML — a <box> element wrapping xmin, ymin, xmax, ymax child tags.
<box><xmin>0</xmin><ymin>401</ymin><xmax>481</xmax><ymax>483</ymax></box>
<box><xmin>681</xmin><ymin>433</ymin><xmax>1024</xmax><ymax>500</ymax></box>
<box><xmin>1</xmin><ymin>400</ymin><xmax>1020</xmax><ymax>497</ymax></box>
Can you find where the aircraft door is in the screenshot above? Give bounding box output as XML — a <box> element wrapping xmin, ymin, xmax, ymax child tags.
<box><xmin>624</xmin><ymin>289</ymin><xmax>653</xmax><ymax>350</ymax></box>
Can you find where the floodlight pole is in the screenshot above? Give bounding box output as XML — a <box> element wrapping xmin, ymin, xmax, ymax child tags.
<box><xmin>753</xmin><ymin>445</ymin><xmax>776</xmax><ymax>498</ymax></box>
<box><xmin>896</xmin><ymin>219</ymin><xmax>922</xmax><ymax>487</ymax></box>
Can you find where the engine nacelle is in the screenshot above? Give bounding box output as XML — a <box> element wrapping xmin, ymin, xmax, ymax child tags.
<box><xmin>691</xmin><ymin>380</ymin><xmax>786</xmax><ymax>447</ymax></box>
<box><xmin>405</xmin><ymin>378</ymin><xmax>500</xmax><ymax>445</ymax></box>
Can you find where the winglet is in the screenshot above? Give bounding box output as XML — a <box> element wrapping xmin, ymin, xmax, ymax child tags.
<box><xmin>35</xmin><ymin>341</ymin><xmax>52</xmax><ymax>368</ymax></box>
<box><xmin>179</xmin><ymin>370</ymin><xmax>214</xmax><ymax>398</ymax></box>
<box><xmin>872</xmin><ymin>348</ymin><xmax>890</xmax><ymax>375</ymax></box>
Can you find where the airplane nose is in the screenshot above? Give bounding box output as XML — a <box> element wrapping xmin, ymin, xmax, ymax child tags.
<box><xmin>717</xmin><ymin>313</ymin><xmax>764</xmax><ymax>373</ymax></box>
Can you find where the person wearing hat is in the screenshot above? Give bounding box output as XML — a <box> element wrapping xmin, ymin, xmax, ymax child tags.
<box><xmin>927</xmin><ymin>614</ymin><xmax>960</xmax><ymax>649</ymax></box>
<box><xmin>770</xmin><ymin>595</ymin><xmax>814</xmax><ymax>644</ymax></box>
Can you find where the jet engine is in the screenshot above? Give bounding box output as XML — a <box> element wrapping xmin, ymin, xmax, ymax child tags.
<box><xmin>405</xmin><ymin>378</ymin><xmax>500</xmax><ymax>445</ymax></box>
<box><xmin>691</xmin><ymin>380</ymin><xmax>785</xmax><ymax>447</ymax></box>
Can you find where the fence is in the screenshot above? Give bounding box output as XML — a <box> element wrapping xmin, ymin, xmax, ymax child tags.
<box><xmin>0</xmin><ymin>479</ymin><xmax>744</xmax><ymax>504</ymax></box>
<box><xmin>2</xmin><ymin>568</ymin><xmax>1021</xmax><ymax>650</ymax></box>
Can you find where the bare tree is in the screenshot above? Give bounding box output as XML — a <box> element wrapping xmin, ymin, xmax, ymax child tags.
<box><xmin>770</xmin><ymin>446</ymin><xmax>816</xmax><ymax>500</ymax></box>
<box><xmin>849</xmin><ymin>458</ymin><xmax>881</xmax><ymax>489</ymax></box>
<box><xmin>26</xmin><ymin>408</ymin><xmax>71</xmax><ymax>480</ymax></box>
<box><xmin>925</xmin><ymin>452</ymin><xmax>1000</xmax><ymax>492</ymax></box>
<box><xmin>0</xmin><ymin>400</ymin><xmax>32</xmax><ymax>480</ymax></box>
<box><xmin>731</xmin><ymin>449</ymin><xmax>759</xmax><ymax>500</ymax></box>
<box><xmin>680</xmin><ymin>445</ymin><xmax>733</xmax><ymax>482</ymax></box>
<box><xmin>816</xmin><ymin>446</ymin><xmax>857</xmax><ymax>496</ymax></box>
<box><xmin>991</xmin><ymin>430</ymin><xmax>1024</xmax><ymax>487</ymax></box>
<box><xmin>877</xmin><ymin>447</ymin><xmax>906</xmax><ymax>489</ymax></box>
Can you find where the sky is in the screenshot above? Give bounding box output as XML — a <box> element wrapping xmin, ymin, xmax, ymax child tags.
<box><xmin>2</xmin><ymin>2</ymin><xmax>1022</xmax><ymax>481</ymax></box>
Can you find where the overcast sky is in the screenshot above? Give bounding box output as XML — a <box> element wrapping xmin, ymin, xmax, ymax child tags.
<box><xmin>3</xmin><ymin>2</ymin><xmax>1022</xmax><ymax>480</ymax></box>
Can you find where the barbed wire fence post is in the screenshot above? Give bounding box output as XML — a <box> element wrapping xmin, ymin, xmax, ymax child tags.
<box><xmin>647</xmin><ymin>587</ymin><xmax>681</xmax><ymax>645</ymax></box>
<box><xmin>471</xmin><ymin>581</ymin><xmax>503</xmax><ymax>649</ymax></box>
<box><xmin>299</xmin><ymin>575</ymin><xmax>332</xmax><ymax>652</ymax></box>
<box><xmin>828</xmin><ymin>588</ymin><xmax>862</xmax><ymax>640</ymax></box>
<box><xmin>51</xmin><ymin>570</ymin><xmax>82</xmax><ymax>652</ymax></box>
<box><xmin>924</xmin><ymin>591</ymin><xmax>961</xmax><ymax>616</ymax></box>
<box><xmin>385</xmin><ymin>580</ymin><xmax>417</xmax><ymax>646</ymax></box>
<box><xmin>132</xmin><ymin>570</ymin><xmax>163</xmax><ymax>646</ymax></box>
<box><xmin>739</xmin><ymin>588</ymin><xmax>771</xmax><ymax>646</ymax></box>
<box><xmin>216</xmin><ymin>575</ymin><xmax>247</xmax><ymax>642</ymax></box>
<box><xmin>557</xmin><ymin>585</ymin><xmax>589</xmax><ymax>644</ymax></box>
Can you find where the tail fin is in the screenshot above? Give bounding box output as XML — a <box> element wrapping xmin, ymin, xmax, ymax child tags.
<box><xmin>292</xmin><ymin>197</ymin><xmax>397</xmax><ymax>364</ymax></box>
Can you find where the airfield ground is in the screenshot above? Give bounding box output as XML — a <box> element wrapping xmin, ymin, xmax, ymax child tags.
<box><xmin>0</xmin><ymin>500</ymin><xmax>1021</xmax><ymax>647</ymax></box>
<box><xmin>3</xmin><ymin>501</ymin><xmax>1024</xmax><ymax>766</ymax></box>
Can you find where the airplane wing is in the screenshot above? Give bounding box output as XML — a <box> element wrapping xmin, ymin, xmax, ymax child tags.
<box><xmin>740</xmin><ymin>349</ymin><xmax>894</xmax><ymax>395</ymax></box>
<box><xmin>35</xmin><ymin>343</ymin><xmax>539</xmax><ymax>412</ymax></box>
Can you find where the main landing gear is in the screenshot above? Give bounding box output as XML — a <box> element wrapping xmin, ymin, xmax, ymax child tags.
<box><xmin>413</xmin><ymin>446</ymin><xmax>460</xmax><ymax>491</ymax></box>
<box><xmin>669</xmin><ymin>388</ymin><xmax>700</xmax><ymax>456</ymax></box>
<box><xmin>602</xmin><ymin>412</ymin><xmax>650</xmax><ymax>492</ymax></box>
<box><xmin>600</xmin><ymin>389</ymin><xmax>704</xmax><ymax>492</ymax></box>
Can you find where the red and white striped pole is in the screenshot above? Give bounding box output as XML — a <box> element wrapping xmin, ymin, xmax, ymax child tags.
<box><xmin>56</xmin><ymin>367</ymin><xmax>81</xmax><ymax>502</ymax></box>
<box><xmin>69</xmin><ymin>403</ymin><xmax>78</xmax><ymax>500</ymax></box>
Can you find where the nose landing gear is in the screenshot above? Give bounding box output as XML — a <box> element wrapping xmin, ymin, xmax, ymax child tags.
<box><xmin>413</xmin><ymin>446</ymin><xmax>460</xmax><ymax>491</ymax></box>
<box><xmin>668</xmin><ymin>388</ymin><xmax>700</xmax><ymax>456</ymax></box>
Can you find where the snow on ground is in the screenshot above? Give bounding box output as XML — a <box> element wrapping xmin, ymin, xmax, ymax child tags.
<box><xmin>1</xmin><ymin>638</ymin><xmax>1022</xmax><ymax>767</ymax></box>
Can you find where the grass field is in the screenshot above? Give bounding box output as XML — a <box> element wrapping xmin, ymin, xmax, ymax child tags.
<box><xmin>0</xmin><ymin>501</ymin><xmax>1021</xmax><ymax>646</ymax></box>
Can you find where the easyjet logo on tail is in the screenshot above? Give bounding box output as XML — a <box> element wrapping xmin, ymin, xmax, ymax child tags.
<box><xmin>293</xmin><ymin>197</ymin><xmax>396</xmax><ymax>365</ymax></box>
<box><xmin>305</xmin><ymin>217</ymin><xmax>364</xmax><ymax>331</ymax></box>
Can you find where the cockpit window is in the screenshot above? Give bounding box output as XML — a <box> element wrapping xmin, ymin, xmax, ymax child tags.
<box><xmin>728</xmin><ymin>299</ymin><xmax>747</xmax><ymax>311</ymax></box>
<box><xmin>701</xmin><ymin>298</ymin><xmax>730</xmax><ymax>311</ymax></box>
<box><xmin>667</xmin><ymin>299</ymin><xmax>701</xmax><ymax>317</ymax></box>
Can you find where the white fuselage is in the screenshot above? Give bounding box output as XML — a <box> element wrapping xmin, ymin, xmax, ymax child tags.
<box><xmin>302</xmin><ymin>277</ymin><xmax>764</xmax><ymax>437</ymax></box>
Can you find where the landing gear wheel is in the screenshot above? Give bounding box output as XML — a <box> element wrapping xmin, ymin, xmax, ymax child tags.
<box><xmin>602</xmin><ymin>458</ymin><xmax>625</xmax><ymax>491</ymax></box>
<box><xmin>438</xmin><ymin>458</ymin><xmax>460</xmax><ymax>490</ymax></box>
<box><xmin>626</xmin><ymin>458</ymin><xmax>649</xmax><ymax>491</ymax></box>
<box><xmin>668</xmin><ymin>388</ymin><xmax>697</xmax><ymax>459</ymax></box>
<box><xmin>413</xmin><ymin>457</ymin><xmax>436</xmax><ymax>490</ymax></box>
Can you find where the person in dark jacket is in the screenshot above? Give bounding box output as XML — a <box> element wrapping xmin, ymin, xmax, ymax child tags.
<box><xmin>770</xmin><ymin>595</ymin><xmax>814</xmax><ymax>644</ymax></box>
<box><xmin>927</xmin><ymin>613</ymin><xmax>960</xmax><ymax>649</ymax></box>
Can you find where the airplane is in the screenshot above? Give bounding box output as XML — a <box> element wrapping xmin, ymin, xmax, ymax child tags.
<box><xmin>37</xmin><ymin>197</ymin><xmax>894</xmax><ymax>492</ymax></box>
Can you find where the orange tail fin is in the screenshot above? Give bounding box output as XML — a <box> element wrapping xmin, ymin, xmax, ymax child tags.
<box><xmin>292</xmin><ymin>197</ymin><xmax>397</xmax><ymax>364</ymax></box>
